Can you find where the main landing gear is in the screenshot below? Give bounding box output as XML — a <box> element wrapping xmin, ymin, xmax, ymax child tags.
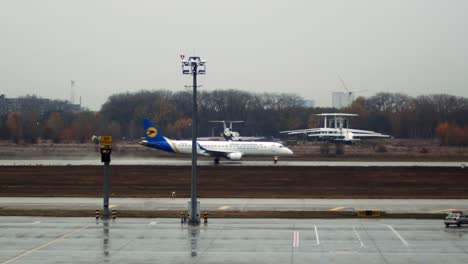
<box><xmin>214</xmin><ymin>157</ymin><xmax>220</xmax><ymax>165</ymax></box>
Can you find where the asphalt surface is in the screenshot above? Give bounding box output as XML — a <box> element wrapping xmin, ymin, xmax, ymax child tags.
<box><xmin>0</xmin><ymin>158</ymin><xmax>467</xmax><ymax>167</ymax></box>
<box><xmin>1</xmin><ymin>217</ymin><xmax>467</xmax><ymax>264</ymax></box>
<box><xmin>1</xmin><ymin>197</ymin><xmax>467</xmax><ymax>213</ymax></box>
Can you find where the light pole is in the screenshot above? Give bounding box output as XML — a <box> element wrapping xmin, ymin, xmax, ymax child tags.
<box><xmin>181</xmin><ymin>55</ymin><xmax>206</xmax><ymax>225</ymax></box>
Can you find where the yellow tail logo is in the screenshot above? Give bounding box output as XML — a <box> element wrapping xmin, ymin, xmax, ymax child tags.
<box><xmin>146</xmin><ymin>127</ymin><xmax>158</xmax><ymax>138</ymax></box>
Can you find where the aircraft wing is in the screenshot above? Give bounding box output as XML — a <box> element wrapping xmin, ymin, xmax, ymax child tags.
<box><xmin>333</xmin><ymin>138</ymin><xmax>361</xmax><ymax>142</ymax></box>
<box><xmin>351</xmin><ymin>134</ymin><xmax>389</xmax><ymax>138</ymax></box>
<box><xmin>280</xmin><ymin>128</ymin><xmax>321</xmax><ymax>135</ymax></box>
<box><xmin>344</xmin><ymin>129</ymin><xmax>390</xmax><ymax>139</ymax></box>
<box><xmin>197</xmin><ymin>143</ymin><xmax>232</xmax><ymax>157</ymax></box>
<box><xmin>231</xmin><ymin>136</ymin><xmax>265</xmax><ymax>141</ymax></box>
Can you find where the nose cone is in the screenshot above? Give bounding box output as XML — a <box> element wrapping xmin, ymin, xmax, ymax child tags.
<box><xmin>285</xmin><ymin>147</ymin><xmax>294</xmax><ymax>155</ymax></box>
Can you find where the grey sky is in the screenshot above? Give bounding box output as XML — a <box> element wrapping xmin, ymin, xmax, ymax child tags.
<box><xmin>1</xmin><ymin>0</ymin><xmax>467</xmax><ymax>110</ymax></box>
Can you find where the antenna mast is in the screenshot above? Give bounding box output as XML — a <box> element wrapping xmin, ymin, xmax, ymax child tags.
<box><xmin>70</xmin><ymin>80</ymin><xmax>75</xmax><ymax>104</ymax></box>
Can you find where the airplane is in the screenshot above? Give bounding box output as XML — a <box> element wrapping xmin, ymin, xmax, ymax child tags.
<box><xmin>140</xmin><ymin>118</ymin><xmax>293</xmax><ymax>164</ymax></box>
<box><xmin>208</xmin><ymin>120</ymin><xmax>265</xmax><ymax>141</ymax></box>
<box><xmin>280</xmin><ymin>113</ymin><xmax>390</xmax><ymax>144</ymax></box>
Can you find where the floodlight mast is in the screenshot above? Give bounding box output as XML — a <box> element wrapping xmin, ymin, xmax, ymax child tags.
<box><xmin>181</xmin><ymin>56</ymin><xmax>206</xmax><ymax>225</ymax></box>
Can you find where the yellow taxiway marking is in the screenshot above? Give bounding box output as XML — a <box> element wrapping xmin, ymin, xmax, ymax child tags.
<box><xmin>218</xmin><ymin>206</ymin><xmax>232</xmax><ymax>210</ymax></box>
<box><xmin>109</xmin><ymin>204</ymin><xmax>118</xmax><ymax>209</ymax></box>
<box><xmin>329</xmin><ymin>206</ymin><xmax>346</xmax><ymax>211</ymax></box>
<box><xmin>2</xmin><ymin>223</ymin><xmax>90</xmax><ymax>264</ymax></box>
<box><xmin>430</xmin><ymin>208</ymin><xmax>458</xmax><ymax>213</ymax></box>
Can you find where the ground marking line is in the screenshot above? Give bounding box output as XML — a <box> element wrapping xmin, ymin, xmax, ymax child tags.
<box><xmin>386</xmin><ymin>225</ymin><xmax>409</xmax><ymax>247</ymax></box>
<box><xmin>314</xmin><ymin>225</ymin><xmax>320</xmax><ymax>245</ymax></box>
<box><xmin>353</xmin><ymin>227</ymin><xmax>365</xmax><ymax>248</ymax></box>
<box><xmin>1</xmin><ymin>223</ymin><xmax>90</xmax><ymax>264</ymax></box>
<box><xmin>329</xmin><ymin>206</ymin><xmax>346</xmax><ymax>211</ymax></box>
<box><xmin>0</xmin><ymin>221</ymin><xmax>41</xmax><ymax>226</ymax></box>
<box><xmin>293</xmin><ymin>231</ymin><xmax>299</xmax><ymax>247</ymax></box>
<box><xmin>293</xmin><ymin>231</ymin><xmax>295</xmax><ymax>247</ymax></box>
<box><xmin>149</xmin><ymin>221</ymin><xmax>158</xmax><ymax>225</ymax></box>
<box><xmin>430</xmin><ymin>208</ymin><xmax>457</xmax><ymax>213</ymax></box>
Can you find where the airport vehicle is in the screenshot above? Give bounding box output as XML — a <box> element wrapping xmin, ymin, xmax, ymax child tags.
<box><xmin>140</xmin><ymin>118</ymin><xmax>293</xmax><ymax>164</ymax></box>
<box><xmin>444</xmin><ymin>210</ymin><xmax>468</xmax><ymax>227</ymax></box>
<box><xmin>209</xmin><ymin>120</ymin><xmax>265</xmax><ymax>141</ymax></box>
<box><xmin>280</xmin><ymin>113</ymin><xmax>390</xmax><ymax>143</ymax></box>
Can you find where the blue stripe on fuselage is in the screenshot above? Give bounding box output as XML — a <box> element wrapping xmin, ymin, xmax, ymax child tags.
<box><xmin>144</xmin><ymin>140</ymin><xmax>175</xmax><ymax>153</ymax></box>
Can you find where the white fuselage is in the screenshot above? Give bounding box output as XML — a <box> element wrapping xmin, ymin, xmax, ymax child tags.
<box><xmin>305</xmin><ymin>128</ymin><xmax>390</xmax><ymax>140</ymax></box>
<box><xmin>170</xmin><ymin>140</ymin><xmax>293</xmax><ymax>156</ymax></box>
<box><xmin>140</xmin><ymin>138</ymin><xmax>294</xmax><ymax>158</ymax></box>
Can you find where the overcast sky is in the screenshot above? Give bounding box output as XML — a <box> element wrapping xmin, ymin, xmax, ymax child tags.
<box><xmin>1</xmin><ymin>0</ymin><xmax>467</xmax><ymax>110</ymax></box>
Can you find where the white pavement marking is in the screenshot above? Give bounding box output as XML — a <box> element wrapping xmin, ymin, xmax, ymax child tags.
<box><xmin>1</xmin><ymin>223</ymin><xmax>90</xmax><ymax>264</ymax></box>
<box><xmin>314</xmin><ymin>225</ymin><xmax>320</xmax><ymax>245</ymax></box>
<box><xmin>329</xmin><ymin>250</ymin><xmax>359</xmax><ymax>254</ymax></box>
<box><xmin>293</xmin><ymin>231</ymin><xmax>299</xmax><ymax>247</ymax></box>
<box><xmin>0</xmin><ymin>221</ymin><xmax>41</xmax><ymax>226</ymax></box>
<box><xmin>430</xmin><ymin>208</ymin><xmax>457</xmax><ymax>213</ymax></box>
<box><xmin>329</xmin><ymin>206</ymin><xmax>345</xmax><ymax>211</ymax></box>
<box><xmin>353</xmin><ymin>227</ymin><xmax>365</xmax><ymax>248</ymax></box>
<box><xmin>149</xmin><ymin>221</ymin><xmax>158</xmax><ymax>225</ymax></box>
<box><xmin>386</xmin><ymin>225</ymin><xmax>409</xmax><ymax>247</ymax></box>
<box><xmin>218</xmin><ymin>206</ymin><xmax>232</xmax><ymax>210</ymax></box>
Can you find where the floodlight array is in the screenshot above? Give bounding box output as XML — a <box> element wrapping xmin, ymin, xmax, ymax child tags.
<box><xmin>181</xmin><ymin>56</ymin><xmax>206</xmax><ymax>75</ymax></box>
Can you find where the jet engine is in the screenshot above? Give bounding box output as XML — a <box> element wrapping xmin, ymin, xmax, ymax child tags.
<box><xmin>223</xmin><ymin>128</ymin><xmax>232</xmax><ymax>137</ymax></box>
<box><xmin>226</xmin><ymin>152</ymin><xmax>243</xmax><ymax>160</ymax></box>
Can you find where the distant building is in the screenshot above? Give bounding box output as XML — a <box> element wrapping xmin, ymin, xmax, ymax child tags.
<box><xmin>332</xmin><ymin>92</ymin><xmax>353</xmax><ymax>109</ymax></box>
<box><xmin>0</xmin><ymin>94</ymin><xmax>81</xmax><ymax>117</ymax></box>
<box><xmin>0</xmin><ymin>94</ymin><xmax>7</xmax><ymax>115</ymax></box>
<box><xmin>304</xmin><ymin>99</ymin><xmax>315</xmax><ymax>108</ymax></box>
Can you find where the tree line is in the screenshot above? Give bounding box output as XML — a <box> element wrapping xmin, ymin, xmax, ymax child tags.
<box><xmin>1</xmin><ymin>90</ymin><xmax>468</xmax><ymax>145</ymax></box>
<box><xmin>346</xmin><ymin>93</ymin><xmax>468</xmax><ymax>141</ymax></box>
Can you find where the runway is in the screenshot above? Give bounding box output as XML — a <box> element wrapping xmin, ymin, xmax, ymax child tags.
<box><xmin>1</xmin><ymin>197</ymin><xmax>467</xmax><ymax>214</ymax></box>
<box><xmin>0</xmin><ymin>217</ymin><xmax>467</xmax><ymax>264</ymax></box>
<box><xmin>0</xmin><ymin>158</ymin><xmax>467</xmax><ymax>167</ymax></box>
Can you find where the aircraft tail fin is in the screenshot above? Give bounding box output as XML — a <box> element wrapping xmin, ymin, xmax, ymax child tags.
<box><xmin>143</xmin><ymin>118</ymin><xmax>167</xmax><ymax>142</ymax></box>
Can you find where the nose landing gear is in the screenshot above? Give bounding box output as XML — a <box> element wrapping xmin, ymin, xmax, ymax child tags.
<box><xmin>274</xmin><ymin>156</ymin><xmax>278</xmax><ymax>164</ymax></box>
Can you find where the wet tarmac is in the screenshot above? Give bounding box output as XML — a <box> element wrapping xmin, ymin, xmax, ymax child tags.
<box><xmin>1</xmin><ymin>217</ymin><xmax>467</xmax><ymax>264</ymax></box>
<box><xmin>0</xmin><ymin>158</ymin><xmax>467</xmax><ymax>167</ymax></box>
<box><xmin>1</xmin><ymin>197</ymin><xmax>467</xmax><ymax>214</ymax></box>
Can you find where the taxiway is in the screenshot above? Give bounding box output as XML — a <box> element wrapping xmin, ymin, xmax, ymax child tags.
<box><xmin>0</xmin><ymin>217</ymin><xmax>467</xmax><ymax>264</ymax></box>
<box><xmin>0</xmin><ymin>158</ymin><xmax>466</xmax><ymax>167</ymax></box>
<box><xmin>1</xmin><ymin>197</ymin><xmax>467</xmax><ymax>214</ymax></box>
